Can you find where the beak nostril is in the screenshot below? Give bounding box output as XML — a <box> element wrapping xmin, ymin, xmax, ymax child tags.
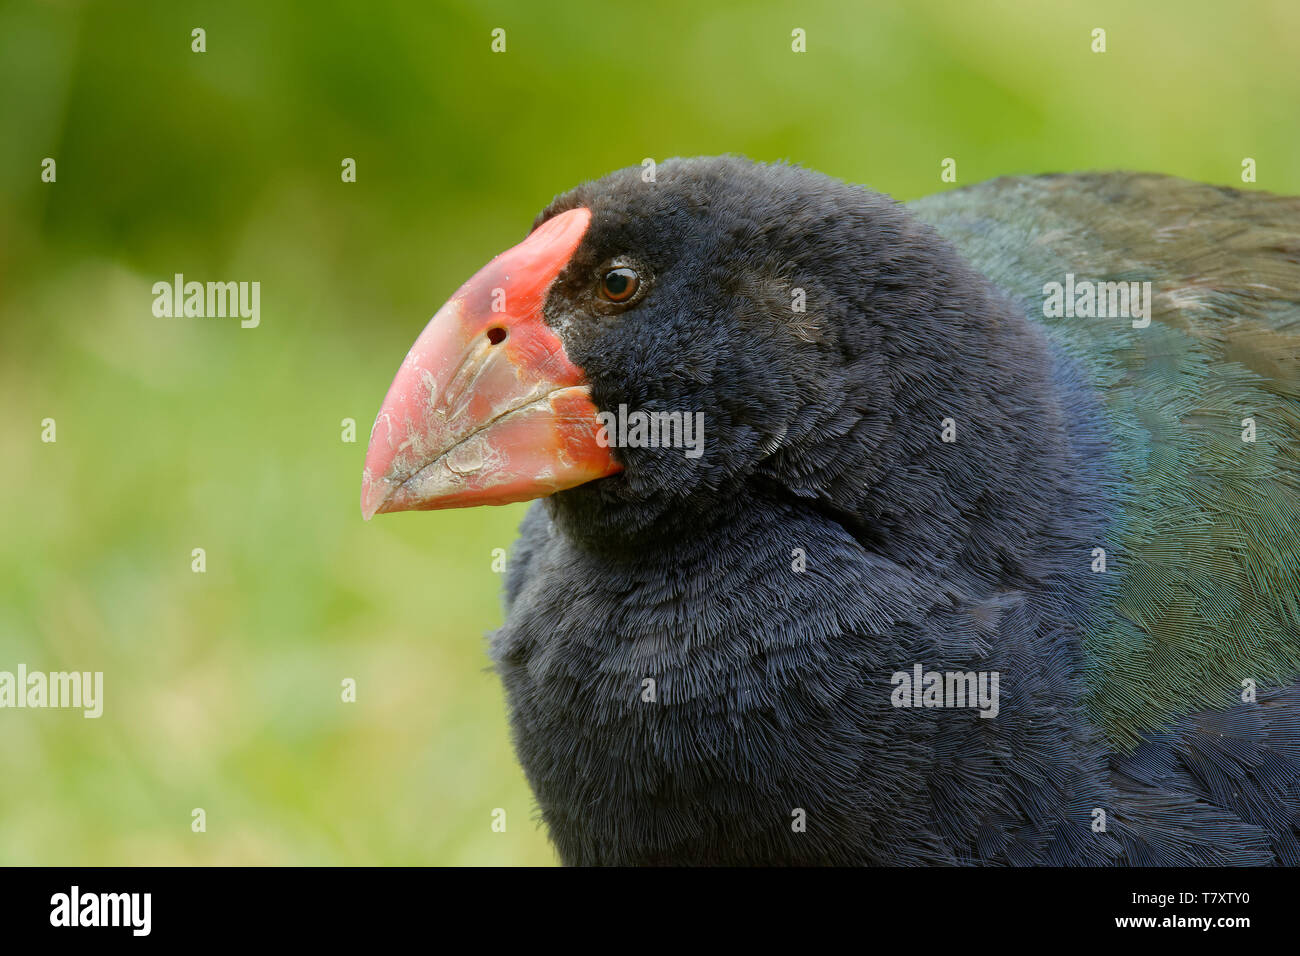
<box><xmin>486</xmin><ymin>327</ymin><xmax>507</xmax><ymax>345</ymax></box>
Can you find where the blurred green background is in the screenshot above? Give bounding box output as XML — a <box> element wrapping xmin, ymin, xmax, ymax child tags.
<box><xmin>1</xmin><ymin>0</ymin><xmax>1297</xmax><ymax>865</ymax></box>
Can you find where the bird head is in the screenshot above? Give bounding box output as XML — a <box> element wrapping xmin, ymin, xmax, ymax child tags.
<box><xmin>362</xmin><ymin>156</ymin><xmax>1024</xmax><ymax>552</ymax></box>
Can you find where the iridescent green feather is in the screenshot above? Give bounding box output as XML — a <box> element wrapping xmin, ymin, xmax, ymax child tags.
<box><xmin>910</xmin><ymin>173</ymin><xmax>1300</xmax><ymax>749</ymax></box>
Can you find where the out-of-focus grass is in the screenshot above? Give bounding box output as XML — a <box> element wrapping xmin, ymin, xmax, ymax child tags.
<box><xmin>1</xmin><ymin>0</ymin><xmax>1297</xmax><ymax>864</ymax></box>
<box><xmin>0</xmin><ymin>259</ymin><xmax>551</xmax><ymax>864</ymax></box>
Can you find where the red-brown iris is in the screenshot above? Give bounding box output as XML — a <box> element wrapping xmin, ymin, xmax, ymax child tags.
<box><xmin>600</xmin><ymin>267</ymin><xmax>640</xmax><ymax>302</ymax></box>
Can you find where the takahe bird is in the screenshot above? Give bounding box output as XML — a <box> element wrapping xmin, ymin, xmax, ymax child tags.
<box><xmin>361</xmin><ymin>157</ymin><xmax>1300</xmax><ymax>866</ymax></box>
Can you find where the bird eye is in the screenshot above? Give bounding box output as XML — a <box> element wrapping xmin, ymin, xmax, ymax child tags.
<box><xmin>600</xmin><ymin>267</ymin><xmax>640</xmax><ymax>303</ymax></box>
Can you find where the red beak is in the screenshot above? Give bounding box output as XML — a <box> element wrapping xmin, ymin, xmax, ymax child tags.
<box><xmin>361</xmin><ymin>207</ymin><xmax>621</xmax><ymax>519</ymax></box>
